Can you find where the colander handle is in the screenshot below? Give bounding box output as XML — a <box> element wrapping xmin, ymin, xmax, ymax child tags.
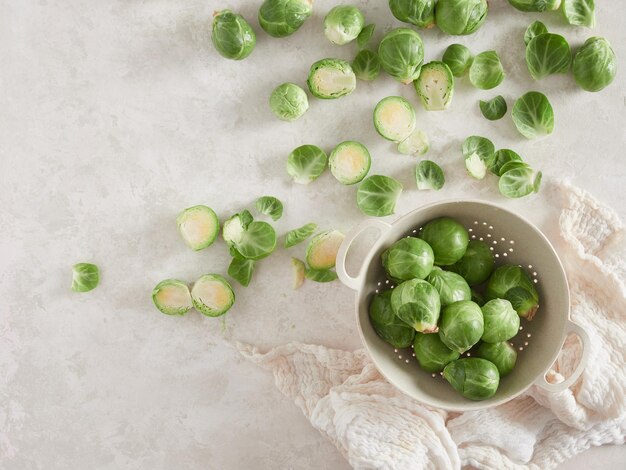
<box><xmin>533</xmin><ymin>321</ymin><xmax>591</xmax><ymax>393</ymax></box>
<box><xmin>336</xmin><ymin>219</ymin><xmax>392</xmax><ymax>290</ymax></box>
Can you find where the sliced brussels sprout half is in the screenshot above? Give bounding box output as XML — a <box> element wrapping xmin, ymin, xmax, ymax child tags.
<box><xmin>307</xmin><ymin>59</ymin><xmax>356</xmax><ymax>99</ymax></box>
<box><xmin>382</xmin><ymin>237</ymin><xmax>435</xmax><ymax>281</ymax></box>
<box><xmin>420</xmin><ymin>217</ymin><xmax>469</xmax><ymax>266</ymax></box>
<box><xmin>481</xmin><ymin>299</ymin><xmax>520</xmax><ymax>343</ymax></box>
<box><xmin>357</xmin><ymin>175</ymin><xmax>403</xmax><ymax>217</ymax></box>
<box><xmin>524</xmin><ymin>21</ymin><xmax>548</xmax><ymax>47</ymax></box>
<box><xmin>391</xmin><ymin>279</ymin><xmax>441</xmax><ymax>333</ymax></box>
<box><xmin>287</xmin><ymin>144</ymin><xmax>328</xmax><ymax>184</ymax></box>
<box><xmin>499</xmin><ymin>167</ymin><xmax>542</xmax><ymax>199</ymax></box>
<box><xmin>436</xmin><ymin>0</ymin><xmax>489</xmax><ymax>36</ymax></box>
<box><xmin>438</xmin><ymin>301</ymin><xmax>484</xmax><ymax>353</ymax></box>
<box><xmin>414</xmin><ymin>61</ymin><xmax>454</xmax><ymax>111</ymax></box>
<box><xmin>443</xmin><ymin>357</ymin><xmax>499</xmax><ymax>400</ymax></box>
<box><xmin>388</xmin><ymin>0</ymin><xmax>436</xmax><ymax>29</ymax></box>
<box><xmin>357</xmin><ymin>24</ymin><xmax>375</xmax><ymax>50</ymax></box>
<box><xmin>369</xmin><ymin>290</ymin><xmax>416</xmax><ymax>348</ymax></box>
<box><xmin>399</xmin><ymin>130</ymin><xmax>429</xmax><ymax>156</ymax></box>
<box><xmin>292</xmin><ymin>258</ymin><xmax>306</xmax><ymax>289</ymax></box>
<box><xmin>511</xmin><ymin>92</ymin><xmax>554</xmax><ymax>139</ymax></box>
<box><xmin>258</xmin><ymin>0</ymin><xmax>313</xmax><ymax>38</ymax></box>
<box><xmin>324</xmin><ymin>5</ymin><xmax>365</xmax><ymax>45</ymax></box>
<box><xmin>415</xmin><ymin>160</ymin><xmax>445</xmax><ymax>190</ymax></box>
<box><xmin>485</xmin><ymin>264</ymin><xmax>539</xmax><ymax>319</ymax></box>
<box><xmin>222</xmin><ymin>210</ymin><xmax>253</xmax><ymax>248</ymax></box>
<box><xmin>413</xmin><ymin>333</ymin><xmax>460</xmax><ymax>373</ymax></box>
<box><xmin>469</xmin><ymin>51</ymin><xmax>505</xmax><ymax>90</ymax></box>
<box><xmin>285</xmin><ymin>223</ymin><xmax>317</xmax><ymax>248</ymax></box>
<box><xmin>329</xmin><ymin>141</ymin><xmax>371</xmax><ymax>185</ymax></box>
<box><xmin>305</xmin><ymin>268</ymin><xmax>338</xmax><ymax>283</ymax></box>
<box><xmin>211</xmin><ymin>10</ymin><xmax>256</xmax><ymax>60</ymax></box>
<box><xmin>228</xmin><ymin>258</ymin><xmax>255</xmax><ymax>287</ymax></box>
<box><xmin>465</xmin><ymin>152</ymin><xmax>487</xmax><ymax>180</ymax></box>
<box><xmin>507</xmin><ymin>0</ymin><xmax>560</xmax><ymax>11</ymax></box>
<box><xmin>479</xmin><ymin>96</ymin><xmax>507</xmax><ymax>121</ymax></box>
<box><xmin>269</xmin><ymin>83</ymin><xmax>309</xmax><ymax>122</ymax></box>
<box><xmin>152</xmin><ymin>279</ymin><xmax>192</xmax><ymax>316</ymax></box>
<box><xmin>487</xmin><ymin>149</ymin><xmax>523</xmax><ymax>176</ymax></box>
<box><xmin>177</xmin><ymin>205</ymin><xmax>220</xmax><ymax>251</ymax></box>
<box><xmin>426</xmin><ymin>267</ymin><xmax>471</xmax><ymax>306</ymax></box>
<box><xmin>255</xmin><ymin>196</ymin><xmax>283</xmax><ymax>221</ymax></box>
<box><xmin>462</xmin><ymin>135</ymin><xmax>495</xmax><ymax>163</ymax></box>
<box><xmin>561</xmin><ymin>0</ymin><xmax>595</xmax><ymax>28</ymax></box>
<box><xmin>378</xmin><ymin>28</ymin><xmax>424</xmax><ymax>84</ymax></box>
<box><xmin>306</xmin><ymin>230</ymin><xmax>345</xmax><ymax>270</ymax></box>
<box><xmin>373</xmin><ymin>96</ymin><xmax>416</xmax><ymax>142</ymax></box>
<box><xmin>448</xmin><ymin>240</ymin><xmax>494</xmax><ymax>286</ymax></box>
<box><xmin>476</xmin><ymin>341</ymin><xmax>517</xmax><ymax>377</ymax></box>
<box><xmin>442</xmin><ymin>44</ymin><xmax>473</xmax><ymax>78</ymax></box>
<box><xmin>526</xmin><ymin>33</ymin><xmax>571</xmax><ymax>80</ymax></box>
<box><xmin>573</xmin><ymin>37</ymin><xmax>617</xmax><ymax>92</ymax></box>
<box><xmin>352</xmin><ymin>49</ymin><xmax>381</xmax><ymax>81</ymax></box>
<box><xmin>191</xmin><ymin>274</ymin><xmax>235</xmax><ymax>317</ymax></box>
<box><xmin>71</xmin><ymin>263</ymin><xmax>99</xmax><ymax>292</ymax></box>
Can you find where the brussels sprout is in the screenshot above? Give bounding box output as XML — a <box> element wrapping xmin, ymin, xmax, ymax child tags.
<box><xmin>305</xmin><ymin>268</ymin><xmax>338</xmax><ymax>283</ymax></box>
<box><xmin>222</xmin><ymin>210</ymin><xmax>253</xmax><ymax>247</ymax></box>
<box><xmin>228</xmin><ymin>258</ymin><xmax>255</xmax><ymax>287</ymax></box>
<box><xmin>443</xmin><ymin>357</ymin><xmax>499</xmax><ymax>400</ymax></box>
<box><xmin>465</xmin><ymin>152</ymin><xmax>487</xmax><ymax>180</ymax></box>
<box><xmin>369</xmin><ymin>290</ymin><xmax>416</xmax><ymax>348</ymax></box>
<box><xmin>373</xmin><ymin>96</ymin><xmax>417</xmax><ymax>142</ymax></box>
<box><xmin>399</xmin><ymin>130</ymin><xmax>430</xmax><ymax>156</ymax></box>
<box><xmin>388</xmin><ymin>0</ymin><xmax>436</xmax><ymax>29</ymax></box>
<box><xmin>572</xmin><ymin>37</ymin><xmax>617</xmax><ymax>92</ymax></box>
<box><xmin>330</xmin><ymin>141</ymin><xmax>371</xmax><ymax>185</ymax></box>
<box><xmin>442</xmin><ymin>44</ymin><xmax>473</xmax><ymax>78</ymax></box>
<box><xmin>285</xmin><ymin>223</ymin><xmax>317</xmax><ymax>248</ymax></box>
<box><xmin>481</xmin><ymin>299</ymin><xmax>520</xmax><ymax>343</ymax></box>
<box><xmin>436</xmin><ymin>0</ymin><xmax>488</xmax><ymax>36</ymax></box>
<box><xmin>486</xmin><ymin>264</ymin><xmax>539</xmax><ymax>319</ymax></box>
<box><xmin>414</xmin><ymin>61</ymin><xmax>455</xmax><ymax>111</ymax></box>
<box><xmin>561</xmin><ymin>0</ymin><xmax>595</xmax><ymax>28</ymax></box>
<box><xmin>391</xmin><ymin>279</ymin><xmax>441</xmax><ymax>333</ymax></box>
<box><xmin>382</xmin><ymin>237</ymin><xmax>435</xmax><ymax>281</ymax></box>
<box><xmin>258</xmin><ymin>0</ymin><xmax>313</xmax><ymax>38</ymax></box>
<box><xmin>378</xmin><ymin>28</ymin><xmax>424</xmax><ymax>84</ymax></box>
<box><xmin>306</xmin><ymin>230</ymin><xmax>345</xmax><ymax>270</ymax></box>
<box><xmin>524</xmin><ymin>21</ymin><xmax>548</xmax><ymax>47</ymax></box>
<box><xmin>413</xmin><ymin>333</ymin><xmax>460</xmax><ymax>373</ymax></box>
<box><xmin>420</xmin><ymin>217</ymin><xmax>470</xmax><ymax>266</ymax></box>
<box><xmin>324</xmin><ymin>5</ymin><xmax>365</xmax><ymax>45</ymax></box>
<box><xmin>211</xmin><ymin>10</ymin><xmax>256</xmax><ymax>60</ymax></box>
<box><xmin>152</xmin><ymin>279</ymin><xmax>192</xmax><ymax>315</ymax></box>
<box><xmin>499</xmin><ymin>167</ymin><xmax>542</xmax><ymax>199</ymax></box>
<box><xmin>269</xmin><ymin>83</ymin><xmax>309</xmax><ymax>121</ymax></box>
<box><xmin>191</xmin><ymin>274</ymin><xmax>235</xmax><ymax>317</ymax></box>
<box><xmin>448</xmin><ymin>240</ymin><xmax>494</xmax><ymax>286</ymax></box>
<box><xmin>511</xmin><ymin>92</ymin><xmax>554</xmax><ymax>139</ymax></box>
<box><xmin>292</xmin><ymin>258</ymin><xmax>306</xmax><ymax>289</ymax></box>
<box><xmin>72</xmin><ymin>263</ymin><xmax>99</xmax><ymax>292</ymax></box>
<box><xmin>476</xmin><ymin>341</ymin><xmax>517</xmax><ymax>376</ymax></box>
<box><xmin>427</xmin><ymin>267</ymin><xmax>471</xmax><ymax>306</ymax></box>
<box><xmin>487</xmin><ymin>149</ymin><xmax>523</xmax><ymax>176</ymax></box>
<box><xmin>438</xmin><ymin>300</ymin><xmax>484</xmax><ymax>353</ymax></box>
<box><xmin>462</xmin><ymin>136</ymin><xmax>495</xmax><ymax>163</ymax></box>
<box><xmin>526</xmin><ymin>33</ymin><xmax>571</xmax><ymax>80</ymax></box>
<box><xmin>237</xmin><ymin>221</ymin><xmax>278</xmax><ymax>260</ymax></box>
<box><xmin>307</xmin><ymin>59</ymin><xmax>357</xmax><ymax>99</ymax></box>
<box><xmin>255</xmin><ymin>196</ymin><xmax>283</xmax><ymax>221</ymax></box>
<box><xmin>357</xmin><ymin>24</ymin><xmax>375</xmax><ymax>50</ymax></box>
<box><xmin>177</xmin><ymin>205</ymin><xmax>220</xmax><ymax>251</ymax></box>
<box><xmin>471</xmin><ymin>289</ymin><xmax>485</xmax><ymax>306</ymax></box>
<box><xmin>287</xmin><ymin>144</ymin><xmax>328</xmax><ymax>184</ymax></box>
<box><xmin>469</xmin><ymin>51</ymin><xmax>505</xmax><ymax>90</ymax></box>
<box><xmin>507</xmin><ymin>0</ymin><xmax>560</xmax><ymax>11</ymax></box>
<box><xmin>415</xmin><ymin>160</ymin><xmax>445</xmax><ymax>190</ymax></box>
<box><xmin>352</xmin><ymin>50</ymin><xmax>381</xmax><ymax>81</ymax></box>
<box><xmin>357</xmin><ymin>175</ymin><xmax>403</xmax><ymax>217</ymax></box>
<box><xmin>479</xmin><ymin>96</ymin><xmax>507</xmax><ymax>121</ymax></box>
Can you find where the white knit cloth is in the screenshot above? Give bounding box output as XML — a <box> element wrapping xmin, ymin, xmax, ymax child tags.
<box><xmin>238</xmin><ymin>182</ymin><xmax>626</xmax><ymax>470</ymax></box>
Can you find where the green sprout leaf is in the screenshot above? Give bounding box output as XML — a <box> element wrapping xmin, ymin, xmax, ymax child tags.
<box><xmin>287</xmin><ymin>145</ymin><xmax>328</xmax><ymax>184</ymax></box>
<box><xmin>511</xmin><ymin>91</ymin><xmax>555</xmax><ymax>139</ymax></box>
<box><xmin>561</xmin><ymin>0</ymin><xmax>595</xmax><ymax>28</ymax></box>
<box><xmin>524</xmin><ymin>20</ymin><xmax>548</xmax><ymax>46</ymax></box>
<box><xmin>305</xmin><ymin>268</ymin><xmax>338</xmax><ymax>283</ymax></box>
<box><xmin>285</xmin><ymin>223</ymin><xmax>318</xmax><ymax>248</ymax></box>
<box><xmin>415</xmin><ymin>160</ymin><xmax>445</xmax><ymax>190</ymax></box>
<box><xmin>499</xmin><ymin>167</ymin><xmax>542</xmax><ymax>198</ymax></box>
<box><xmin>236</xmin><ymin>221</ymin><xmax>277</xmax><ymax>260</ymax></box>
<box><xmin>526</xmin><ymin>33</ymin><xmax>572</xmax><ymax>80</ymax></box>
<box><xmin>357</xmin><ymin>23</ymin><xmax>375</xmax><ymax>49</ymax></box>
<box><xmin>487</xmin><ymin>149</ymin><xmax>523</xmax><ymax>176</ymax></box>
<box><xmin>462</xmin><ymin>136</ymin><xmax>495</xmax><ymax>163</ymax></box>
<box><xmin>71</xmin><ymin>263</ymin><xmax>99</xmax><ymax>292</ymax></box>
<box><xmin>352</xmin><ymin>49</ymin><xmax>381</xmax><ymax>81</ymax></box>
<box><xmin>357</xmin><ymin>175</ymin><xmax>403</xmax><ymax>217</ymax></box>
<box><xmin>479</xmin><ymin>96</ymin><xmax>507</xmax><ymax>121</ymax></box>
<box><xmin>255</xmin><ymin>196</ymin><xmax>283</xmax><ymax>221</ymax></box>
<box><xmin>228</xmin><ymin>258</ymin><xmax>255</xmax><ymax>287</ymax></box>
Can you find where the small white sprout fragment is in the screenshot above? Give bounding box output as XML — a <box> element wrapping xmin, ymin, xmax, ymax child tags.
<box><xmin>292</xmin><ymin>258</ymin><xmax>306</xmax><ymax>290</ymax></box>
<box><xmin>152</xmin><ymin>279</ymin><xmax>193</xmax><ymax>316</ymax></box>
<box><xmin>373</xmin><ymin>96</ymin><xmax>416</xmax><ymax>142</ymax></box>
<box><xmin>398</xmin><ymin>130</ymin><xmax>429</xmax><ymax>156</ymax></box>
<box><xmin>176</xmin><ymin>205</ymin><xmax>220</xmax><ymax>251</ymax></box>
<box><xmin>222</xmin><ymin>212</ymin><xmax>250</xmax><ymax>246</ymax></box>
<box><xmin>306</xmin><ymin>230</ymin><xmax>345</xmax><ymax>270</ymax></box>
<box><xmin>465</xmin><ymin>152</ymin><xmax>487</xmax><ymax>180</ymax></box>
<box><xmin>191</xmin><ymin>274</ymin><xmax>235</xmax><ymax>317</ymax></box>
<box><xmin>329</xmin><ymin>141</ymin><xmax>371</xmax><ymax>185</ymax></box>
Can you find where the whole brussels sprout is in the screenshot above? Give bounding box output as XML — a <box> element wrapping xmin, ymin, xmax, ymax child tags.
<box><xmin>573</xmin><ymin>37</ymin><xmax>617</xmax><ymax>92</ymax></box>
<box><xmin>324</xmin><ymin>5</ymin><xmax>365</xmax><ymax>45</ymax></box>
<box><xmin>426</xmin><ymin>267</ymin><xmax>471</xmax><ymax>306</ymax></box>
<box><xmin>420</xmin><ymin>217</ymin><xmax>469</xmax><ymax>266</ymax></box>
<box><xmin>413</xmin><ymin>333</ymin><xmax>460</xmax><ymax>372</ymax></box>
<box><xmin>476</xmin><ymin>341</ymin><xmax>517</xmax><ymax>376</ymax></box>
<box><xmin>438</xmin><ymin>300</ymin><xmax>484</xmax><ymax>353</ymax></box>
<box><xmin>443</xmin><ymin>357</ymin><xmax>499</xmax><ymax>400</ymax></box>
<box><xmin>448</xmin><ymin>240</ymin><xmax>494</xmax><ymax>286</ymax></box>
<box><xmin>442</xmin><ymin>44</ymin><xmax>473</xmax><ymax>78</ymax></box>
<box><xmin>258</xmin><ymin>0</ymin><xmax>313</xmax><ymax>38</ymax></box>
<box><xmin>269</xmin><ymin>83</ymin><xmax>309</xmax><ymax>121</ymax></box>
<box><xmin>507</xmin><ymin>0</ymin><xmax>560</xmax><ymax>12</ymax></box>
<box><xmin>369</xmin><ymin>290</ymin><xmax>416</xmax><ymax>348</ymax></box>
<box><xmin>388</xmin><ymin>0</ymin><xmax>436</xmax><ymax>29</ymax></box>
<box><xmin>378</xmin><ymin>28</ymin><xmax>425</xmax><ymax>84</ymax></box>
<box><xmin>391</xmin><ymin>279</ymin><xmax>441</xmax><ymax>333</ymax></box>
<box><xmin>481</xmin><ymin>299</ymin><xmax>520</xmax><ymax>343</ymax></box>
<box><xmin>485</xmin><ymin>265</ymin><xmax>539</xmax><ymax>319</ymax></box>
<box><xmin>436</xmin><ymin>0</ymin><xmax>488</xmax><ymax>36</ymax></box>
<box><xmin>211</xmin><ymin>10</ymin><xmax>256</xmax><ymax>60</ymax></box>
<box><xmin>382</xmin><ymin>237</ymin><xmax>434</xmax><ymax>281</ymax></box>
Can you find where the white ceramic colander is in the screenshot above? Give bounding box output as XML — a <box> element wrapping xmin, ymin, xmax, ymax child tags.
<box><xmin>336</xmin><ymin>200</ymin><xmax>589</xmax><ymax>411</ymax></box>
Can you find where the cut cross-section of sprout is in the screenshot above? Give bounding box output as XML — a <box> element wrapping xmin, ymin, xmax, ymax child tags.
<box><xmin>191</xmin><ymin>274</ymin><xmax>235</xmax><ymax>317</ymax></box>
<box><xmin>306</xmin><ymin>230</ymin><xmax>345</xmax><ymax>270</ymax></box>
<box><xmin>152</xmin><ymin>279</ymin><xmax>193</xmax><ymax>316</ymax></box>
<box><xmin>291</xmin><ymin>258</ymin><xmax>306</xmax><ymax>289</ymax></box>
<box><xmin>398</xmin><ymin>130</ymin><xmax>429</xmax><ymax>156</ymax></box>
<box><xmin>177</xmin><ymin>205</ymin><xmax>220</xmax><ymax>251</ymax></box>
<box><xmin>374</xmin><ymin>96</ymin><xmax>416</xmax><ymax>142</ymax></box>
<box><xmin>286</xmin><ymin>145</ymin><xmax>328</xmax><ymax>184</ymax></box>
<box><xmin>329</xmin><ymin>141</ymin><xmax>371</xmax><ymax>185</ymax></box>
<box><xmin>414</xmin><ymin>61</ymin><xmax>454</xmax><ymax>111</ymax></box>
<box><xmin>307</xmin><ymin>59</ymin><xmax>356</xmax><ymax>99</ymax></box>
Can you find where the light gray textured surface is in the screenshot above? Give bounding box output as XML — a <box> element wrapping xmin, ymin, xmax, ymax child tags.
<box><xmin>0</xmin><ymin>1</ymin><xmax>624</xmax><ymax>469</ymax></box>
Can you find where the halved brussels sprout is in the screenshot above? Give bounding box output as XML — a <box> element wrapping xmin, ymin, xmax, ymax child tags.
<box><xmin>258</xmin><ymin>0</ymin><xmax>313</xmax><ymax>38</ymax></box>
<box><xmin>222</xmin><ymin>210</ymin><xmax>252</xmax><ymax>247</ymax></box>
<box><xmin>305</xmin><ymin>268</ymin><xmax>338</xmax><ymax>283</ymax></box>
<box><xmin>436</xmin><ymin>0</ymin><xmax>488</xmax><ymax>36</ymax></box>
<box><xmin>479</xmin><ymin>96</ymin><xmax>507</xmax><ymax>121</ymax></box>
<box><xmin>287</xmin><ymin>144</ymin><xmax>328</xmax><ymax>184</ymax></box>
<box><xmin>329</xmin><ymin>141</ymin><xmax>371</xmax><ymax>185</ymax></box>
<box><xmin>152</xmin><ymin>279</ymin><xmax>192</xmax><ymax>315</ymax></box>
<box><xmin>507</xmin><ymin>0</ymin><xmax>560</xmax><ymax>11</ymax></box>
<box><xmin>378</xmin><ymin>28</ymin><xmax>424</xmax><ymax>84</ymax></box>
<box><xmin>324</xmin><ymin>5</ymin><xmax>365</xmax><ymax>45</ymax></box>
<box><xmin>357</xmin><ymin>175</ymin><xmax>403</xmax><ymax>217</ymax></box>
<box><xmin>269</xmin><ymin>83</ymin><xmax>309</xmax><ymax>121</ymax></box>
<box><xmin>307</xmin><ymin>58</ymin><xmax>356</xmax><ymax>99</ymax></box>
<box><xmin>352</xmin><ymin>49</ymin><xmax>381</xmax><ymax>81</ymax></box>
<box><xmin>306</xmin><ymin>230</ymin><xmax>345</xmax><ymax>270</ymax></box>
<box><xmin>415</xmin><ymin>160</ymin><xmax>445</xmax><ymax>190</ymax></box>
<box><xmin>511</xmin><ymin>91</ymin><xmax>554</xmax><ymax>139</ymax></box>
<box><xmin>524</xmin><ymin>21</ymin><xmax>548</xmax><ymax>47</ymax></box>
<box><xmin>228</xmin><ymin>258</ymin><xmax>255</xmax><ymax>287</ymax></box>
<box><xmin>476</xmin><ymin>341</ymin><xmax>517</xmax><ymax>376</ymax></box>
<box><xmin>388</xmin><ymin>0</ymin><xmax>436</xmax><ymax>29</ymax></box>
<box><xmin>177</xmin><ymin>205</ymin><xmax>220</xmax><ymax>251</ymax></box>
<box><xmin>573</xmin><ymin>37</ymin><xmax>617</xmax><ymax>92</ymax></box>
<box><xmin>481</xmin><ymin>299</ymin><xmax>520</xmax><ymax>343</ymax></box>
<box><xmin>526</xmin><ymin>33</ymin><xmax>571</xmax><ymax>80</ymax></box>
<box><xmin>438</xmin><ymin>300</ymin><xmax>484</xmax><ymax>353</ymax></box>
<box><xmin>391</xmin><ymin>279</ymin><xmax>441</xmax><ymax>333</ymax></box>
<box><xmin>561</xmin><ymin>0</ymin><xmax>595</xmax><ymax>28</ymax></box>
<box><xmin>191</xmin><ymin>274</ymin><xmax>235</xmax><ymax>317</ymax></box>
<box><xmin>442</xmin><ymin>44</ymin><xmax>473</xmax><ymax>78</ymax></box>
<box><xmin>211</xmin><ymin>10</ymin><xmax>256</xmax><ymax>60</ymax></box>
<box><xmin>426</xmin><ymin>267</ymin><xmax>471</xmax><ymax>306</ymax></box>
<box><xmin>72</xmin><ymin>263</ymin><xmax>99</xmax><ymax>292</ymax></box>
<box><xmin>382</xmin><ymin>237</ymin><xmax>435</xmax><ymax>281</ymax></box>
<box><xmin>414</xmin><ymin>61</ymin><xmax>455</xmax><ymax>111</ymax></box>
<box><xmin>462</xmin><ymin>135</ymin><xmax>495</xmax><ymax>163</ymax></box>
<box><xmin>285</xmin><ymin>223</ymin><xmax>317</xmax><ymax>248</ymax></box>
<box><xmin>292</xmin><ymin>258</ymin><xmax>306</xmax><ymax>289</ymax></box>
<box><xmin>255</xmin><ymin>196</ymin><xmax>283</xmax><ymax>221</ymax></box>
<box><xmin>443</xmin><ymin>357</ymin><xmax>499</xmax><ymax>400</ymax></box>
<box><xmin>413</xmin><ymin>333</ymin><xmax>460</xmax><ymax>373</ymax></box>
<box><xmin>469</xmin><ymin>51</ymin><xmax>505</xmax><ymax>90</ymax></box>
<box><xmin>373</xmin><ymin>96</ymin><xmax>417</xmax><ymax>142</ymax></box>
<box><xmin>465</xmin><ymin>152</ymin><xmax>487</xmax><ymax>180</ymax></box>
<box><xmin>399</xmin><ymin>130</ymin><xmax>429</xmax><ymax>156</ymax></box>
<box><xmin>357</xmin><ymin>24</ymin><xmax>375</xmax><ymax>50</ymax></box>
<box><xmin>448</xmin><ymin>240</ymin><xmax>494</xmax><ymax>286</ymax></box>
<box><xmin>485</xmin><ymin>264</ymin><xmax>539</xmax><ymax>319</ymax></box>
<box><xmin>487</xmin><ymin>149</ymin><xmax>523</xmax><ymax>176</ymax></box>
<box><xmin>499</xmin><ymin>167</ymin><xmax>542</xmax><ymax>199</ymax></box>
<box><xmin>420</xmin><ymin>217</ymin><xmax>469</xmax><ymax>266</ymax></box>
<box><xmin>369</xmin><ymin>290</ymin><xmax>416</xmax><ymax>348</ymax></box>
